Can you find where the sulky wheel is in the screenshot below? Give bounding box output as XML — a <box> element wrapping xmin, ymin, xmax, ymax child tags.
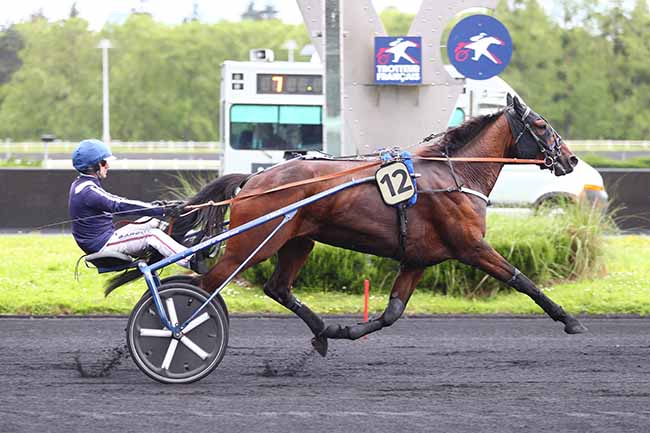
<box><xmin>127</xmin><ymin>282</ymin><xmax>228</xmax><ymax>384</ymax></box>
<box><xmin>159</xmin><ymin>275</ymin><xmax>229</xmax><ymax>323</ymax></box>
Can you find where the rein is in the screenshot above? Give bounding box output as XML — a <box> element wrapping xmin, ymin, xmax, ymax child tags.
<box><xmin>415</xmin><ymin>156</ymin><xmax>544</xmax><ymax>164</ymax></box>
<box><xmin>184</xmin><ymin>109</ymin><xmax>550</xmax><ymax>213</ymax></box>
<box><xmin>183</xmin><ymin>161</ymin><xmax>381</xmax><ymax>213</ymax></box>
<box><xmin>184</xmin><ymin>155</ymin><xmax>545</xmax><ymax>214</ymax></box>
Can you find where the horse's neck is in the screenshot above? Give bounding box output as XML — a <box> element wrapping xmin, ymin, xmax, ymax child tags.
<box><xmin>451</xmin><ymin>115</ymin><xmax>514</xmax><ymax>196</ymax></box>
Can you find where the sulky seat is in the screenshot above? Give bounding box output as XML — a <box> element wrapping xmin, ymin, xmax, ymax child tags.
<box><xmin>84</xmin><ymin>250</ymin><xmax>140</xmax><ymax>274</ymax></box>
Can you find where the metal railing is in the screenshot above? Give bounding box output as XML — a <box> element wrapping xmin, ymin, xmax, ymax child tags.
<box><xmin>567</xmin><ymin>140</ymin><xmax>650</xmax><ymax>150</ymax></box>
<box><xmin>3</xmin><ymin>140</ymin><xmax>224</xmax><ymax>159</ymax></box>
<box><xmin>3</xmin><ymin>139</ymin><xmax>650</xmax><ymax>164</ymax></box>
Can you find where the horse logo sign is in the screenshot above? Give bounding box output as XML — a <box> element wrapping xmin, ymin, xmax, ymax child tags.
<box><xmin>447</xmin><ymin>15</ymin><xmax>512</xmax><ymax>80</ymax></box>
<box><xmin>374</xmin><ymin>36</ymin><xmax>422</xmax><ymax>85</ymax></box>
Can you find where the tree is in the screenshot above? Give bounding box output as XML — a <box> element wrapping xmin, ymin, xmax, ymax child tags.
<box><xmin>497</xmin><ymin>0</ymin><xmax>565</xmax><ymax>132</ymax></box>
<box><xmin>242</xmin><ymin>1</ymin><xmax>278</xmax><ymax>21</ymax></box>
<box><xmin>69</xmin><ymin>2</ymin><xmax>80</xmax><ymax>19</ymax></box>
<box><xmin>1</xmin><ymin>3</ymin><xmax>648</xmax><ymax>141</ymax></box>
<box><xmin>0</xmin><ymin>18</ymin><xmax>101</xmax><ymax>140</ymax></box>
<box><xmin>0</xmin><ymin>26</ymin><xmax>24</xmax><ymax>85</ymax></box>
<box><xmin>379</xmin><ymin>7</ymin><xmax>415</xmax><ymax>35</ymax></box>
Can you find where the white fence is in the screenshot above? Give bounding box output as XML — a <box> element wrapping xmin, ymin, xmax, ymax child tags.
<box><xmin>3</xmin><ymin>140</ymin><xmax>223</xmax><ymax>156</ymax></box>
<box><xmin>566</xmin><ymin>140</ymin><xmax>650</xmax><ymax>150</ymax></box>
<box><xmin>3</xmin><ymin>141</ymin><xmax>224</xmax><ymax>170</ymax></box>
<box><xmin>3</xmin><ymin>139</ymin><xmax>650</xmax><ymax>165</ymax></box>
<box><xmin>5</xmin><ymin>139</ymin><xmax>650</xmax><ymax>152</ymax></box>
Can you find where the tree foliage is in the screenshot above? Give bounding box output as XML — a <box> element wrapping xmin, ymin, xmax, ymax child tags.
<box><xmin>0</xmin><ymin>26</ymin><xmax>24</xmax><ymax>86</ymax></box>
<box><xmin>0</xmin><ymin>3</ymin><xmax>649</xmax><ymax>141</ymax></box>
<box><xmin>0</xmin><ymin>15</ymin><xmax>309</xmax><ymax>141</ymax></box>
<box><xmin>496</xmin><ymin>0</ymin><xmax>650</xmax><ymax>139</ymax></box>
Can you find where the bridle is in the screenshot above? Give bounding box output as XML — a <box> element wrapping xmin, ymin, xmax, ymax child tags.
<box><xmin>505</xmin><ymin>104</ymin><xmax>564</xmax><ymax>171</ymax></box>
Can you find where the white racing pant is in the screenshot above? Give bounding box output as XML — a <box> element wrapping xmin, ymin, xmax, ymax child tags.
<box><xmin>101</xmin><ymin>218</ymin><xmax>191</xmax><ymax>269</ymax></box>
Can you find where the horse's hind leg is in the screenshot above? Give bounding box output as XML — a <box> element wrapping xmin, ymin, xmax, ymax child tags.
<box><xmin>320</xmin><ymin>265</ymin><xmax>425</xmax><ymax>341</ymax></box>
<box><xmin>461</xmin><ymin>240</ymin><xmax>587</xmax><ymax>334</ymax></box>
<box><xmin>263</xmin><ymin>237</ymin><xmax>330</xmax><ymax>356</ymax></box>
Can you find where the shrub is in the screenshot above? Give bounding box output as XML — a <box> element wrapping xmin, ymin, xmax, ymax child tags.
<box><xmin>579</xmin><ymin>153</ymin><xmax>650</xmax><ymax>169</ymax></box>
<box><xmin>243</xmin><ymin>202</ymin><xmax>613</xmax><ymax>297</ymax></box>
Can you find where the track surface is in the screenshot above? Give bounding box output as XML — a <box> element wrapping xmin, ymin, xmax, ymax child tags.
<box><xmin>2</xmin><ymin>316</ymin><xmax>650</xmax><ymax>432</ymax></box>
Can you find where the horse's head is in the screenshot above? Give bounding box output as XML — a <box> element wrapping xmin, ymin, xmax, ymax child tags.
<box><xmin>505</xmin><ymin>94</ymin><xmax>578</xmax><ymax>176</ymax></box>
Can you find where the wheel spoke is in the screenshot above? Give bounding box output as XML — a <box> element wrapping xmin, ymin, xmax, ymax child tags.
<box><xmin>182</xmin><ymin>312</ymin><xmax>210</xmax><ymax>334</ymax></box>
<box><xmin>139</xmin><ymin>328</ymin><xmax>172</xmax><ymax>338</ymax></box>
<box><xmin>165</xmin><ymin>297</ymin><xmax>179</xmax><ymax>326</ymax></box>
<box><xmin>180</xmin><ymin>336</ymin><xmax>209</xmax><ymax>360</ymax></box>
<box><xmin>161</xmin><ymin>339</ymin><xmax>179</xmax><ymax>370</ymax></box>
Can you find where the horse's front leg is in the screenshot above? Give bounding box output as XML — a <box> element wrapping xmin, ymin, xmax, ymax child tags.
<box><xmin>460</xmin><ymin>240</ymin><xmax>587</xmax><ymax>334</ymax></box>
<box><xmin>318</xmin><ymin>265</ymin><xmax>425</xmax><ymax>341</ymax></box>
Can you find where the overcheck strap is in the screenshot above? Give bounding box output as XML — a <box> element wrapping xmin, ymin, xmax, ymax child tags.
<box><xmin>185</xmin><ymin>161</ymin><xmax>381</xmax><ymax>212</ymax></box>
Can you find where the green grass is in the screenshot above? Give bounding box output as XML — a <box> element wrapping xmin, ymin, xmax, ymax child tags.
<box><xmin>0</xmin><ymin>234</ymin><xmax>648</xmax><ymax>316</ymax></box>
<box><xmin>0</xmin><ymin>158</ymin><xmax>43</xmax><ymax>168</ymax></box>
<box><xmin>579</xmin><ymin>153</ymin><xmax>650</xmax><ymax>169</ymax></box>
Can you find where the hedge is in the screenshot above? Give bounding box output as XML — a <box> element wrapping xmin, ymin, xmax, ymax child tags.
<box><xmin>243</xmin><ymin>203</ymin><xmax>612</xmax><ymax>297</ymax></box>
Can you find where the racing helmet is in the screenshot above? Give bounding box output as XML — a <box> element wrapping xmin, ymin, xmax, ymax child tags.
<box><xmin>72</xmin><ymin>139</ymin><xmax>115</xmax><ymax>172</ymax></box>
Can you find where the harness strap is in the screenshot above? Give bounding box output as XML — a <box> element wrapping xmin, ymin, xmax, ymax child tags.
<box><xmin>459</xmin><ymin>187</ymin><xmax>490</xmax><ymax>205</ymax></box>
<box><xmin>300</xmin><ymin>155</ymin><xmax>546</xmax><ymax>165</ymax></box>
<box><xmin>74</xmin><ymin>254</ymin><xmax>87</xmax><ymax>281</ymax></box>
<box><xmin>185</xmin><ymin>160</ymin><xmax>381</xmax><ymax>212</ymax></box>
<box><xmin>443</xmin><ymin>149</ymin><xmax>463</xmax><ymax>191</ymax></box>
<box><xmin>419</xmin><ymin>186</ymin><xmax>490</xmax><ymax>205</ymax></box>
<box><xmin>185</xmin><ymin>156</ymin><xmax>518</xmax><ymax>214</ymax></box>
<box><xmin>397</xmin><ymin>204</ymin><xmax>408</xmax><ymax>257</ymax></box>
<box><xmin>415</xmin><ymin>156</ymin><xmax>545</xmax><ymax>164</ymax></box>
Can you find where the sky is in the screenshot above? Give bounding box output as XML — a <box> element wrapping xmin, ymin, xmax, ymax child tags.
<box><xmin>0</xmin><ymin>0</ymin><xmax>576</xmax><ymax>30</ymax></box>
<box><xmin>0</xmin><ymin>0</ymin><xmax>641</xmax><ymax>30</ymax></box>
<box><xmin>0</xmin><ymin>0</ymin><xmax>427</xmax><ymax>29</ymax></box>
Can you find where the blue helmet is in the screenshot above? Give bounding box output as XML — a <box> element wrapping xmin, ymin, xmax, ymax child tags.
<box><xmin>72</xmin><ymin>139</ymin><xmax>114</xmax><ymax>172</ymax></box>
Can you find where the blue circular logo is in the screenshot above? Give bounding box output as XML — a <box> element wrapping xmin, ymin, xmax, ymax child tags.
<box><xmin>447</xmin><ymin>14</ymin><xmax>512</xmax><ymax>80</ymax></box>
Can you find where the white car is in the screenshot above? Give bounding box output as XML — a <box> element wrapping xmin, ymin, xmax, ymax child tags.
<box><xmin>489</xmin><ymin>159</ymin><xmax>608</xmax><ymax>209</ymax></box>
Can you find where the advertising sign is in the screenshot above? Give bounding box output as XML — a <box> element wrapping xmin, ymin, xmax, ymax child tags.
<box><xmin>447</xmin><ymin>15</ymin><xmax>512</xmax><ymax>80</ymax></box>
<box><xmin>374</xmin><ymin>36</ymin><xmax>422</xmax><ymax>85</ymax></box>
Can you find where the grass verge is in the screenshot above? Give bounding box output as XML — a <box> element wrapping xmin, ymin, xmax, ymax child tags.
<box><xmin>0</xmin><ymin>234</ymin><xmax>648</xmax><ymax>316</ymax></box>
<box><xmin>579</xmin><ymin>153</ymin><xmax>650</xmax><ymax>169</ymax></box>
<box><xmin>0</xmin><ymin>158</ymin><xmax>43</xmax><ymax>168</ymax></box>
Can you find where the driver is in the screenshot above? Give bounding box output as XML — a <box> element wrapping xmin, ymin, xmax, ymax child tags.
<box><xmin>68</xmin><ymin>139</ymin><xmax>198</xmax><ymax>271</ymax></box>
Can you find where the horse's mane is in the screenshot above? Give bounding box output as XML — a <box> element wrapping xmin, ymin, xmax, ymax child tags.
<box><xmin>416</xmin><ymin>109</ymin><xmax>505</xmax><ymax>157</ymax></box>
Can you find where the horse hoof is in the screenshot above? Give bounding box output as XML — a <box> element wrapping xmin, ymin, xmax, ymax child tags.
<box><xmin>311</xmin><ymin>335</ymin><xmax>328</xmax><ymax>357</ymax></box>
<box><xmin>564</xmin><ymin>318</ymin><xmax>588</xmax><ymax>334</ymax></box>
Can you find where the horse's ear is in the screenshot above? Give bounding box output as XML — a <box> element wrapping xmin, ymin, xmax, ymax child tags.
<box><xmin>513</xmin><ymin>95</ymin><xmax>524</xmax><ymax>112</ymax></box>
<box><xmin>506</xmin><ymin>93</ymin><xmax>513</xmax><ymax>106</ymax></box>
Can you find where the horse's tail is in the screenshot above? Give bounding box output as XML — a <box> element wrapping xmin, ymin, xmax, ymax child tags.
<box><xmin>104</xmin><ymin>250</ymin><xmax>164</xmax><ymax>297</ymax></box>
<box><xmin>104</xmin><ymin>269</ymin><xmax>143</xmax><ymax>297</ymax></box>
<box><xmin>171</xmin><ymin>173</ymin><xmax>249</xmax><ymax>241</ymax></box>
<box><xmin>104</xmin><ymin>173</ymin><xmax>249</xmax><ymax>298</ymax></box>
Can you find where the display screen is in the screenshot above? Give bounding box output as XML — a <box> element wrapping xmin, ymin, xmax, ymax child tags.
<box><xmin>257</xmin><ymin>74</ymin><xmax>323</xmax><ymax>95</ymax></box>
<box><xmin>230</xmin><ymin>104</ymin><xmax>323</xmax><ymax>151</ymax></box>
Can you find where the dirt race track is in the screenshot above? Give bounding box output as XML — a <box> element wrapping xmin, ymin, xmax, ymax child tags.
<box><xmin>1</xmin><ymin>316</ymin><xmax>650</xmax><ymax>433</ymax></box>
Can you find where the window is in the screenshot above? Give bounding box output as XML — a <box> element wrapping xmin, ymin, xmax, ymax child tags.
<box><xmin>448</xmin><ymin>108</ymin><xmax>465</xmax><ymax>127</ymax></box>
<box><xmin>230</xmin><ymin>104</ymin><xmax>323</xmax><ymax>151</ymax></box>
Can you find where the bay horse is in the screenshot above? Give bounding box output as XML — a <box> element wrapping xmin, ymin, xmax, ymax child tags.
<box><xmin>178</xmin><ymin>95</ymin><xmax>586</xmax><ymax>355</ymax></box>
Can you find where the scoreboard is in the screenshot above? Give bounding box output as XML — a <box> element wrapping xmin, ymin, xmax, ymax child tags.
<box><xmin>256</xmin><ymin>74</ymin><xmax>322</xmax><ymax>95</ymax></box>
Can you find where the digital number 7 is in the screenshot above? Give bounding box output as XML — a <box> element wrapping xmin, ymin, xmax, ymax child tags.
<box><xmin>272</xmin><ymin>76</ymin><xmax>284</xmax><ymax>93</ymax></box>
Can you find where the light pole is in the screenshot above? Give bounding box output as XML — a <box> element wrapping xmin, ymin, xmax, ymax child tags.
<box><xmin>283</xmin><ymin>39</ymin><xmax>297</xmax><ymax>62</ymax></box>
<box><xmin>97</xmin><ymin>39</ymin><xmax>112</xmax><ymax>143</ymax></box>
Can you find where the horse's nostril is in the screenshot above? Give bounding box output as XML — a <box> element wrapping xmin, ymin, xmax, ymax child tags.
<box><xmin>569</xmin><ymin>155</ymin><xmax>579</xmax><ymax>167</ymax></box>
